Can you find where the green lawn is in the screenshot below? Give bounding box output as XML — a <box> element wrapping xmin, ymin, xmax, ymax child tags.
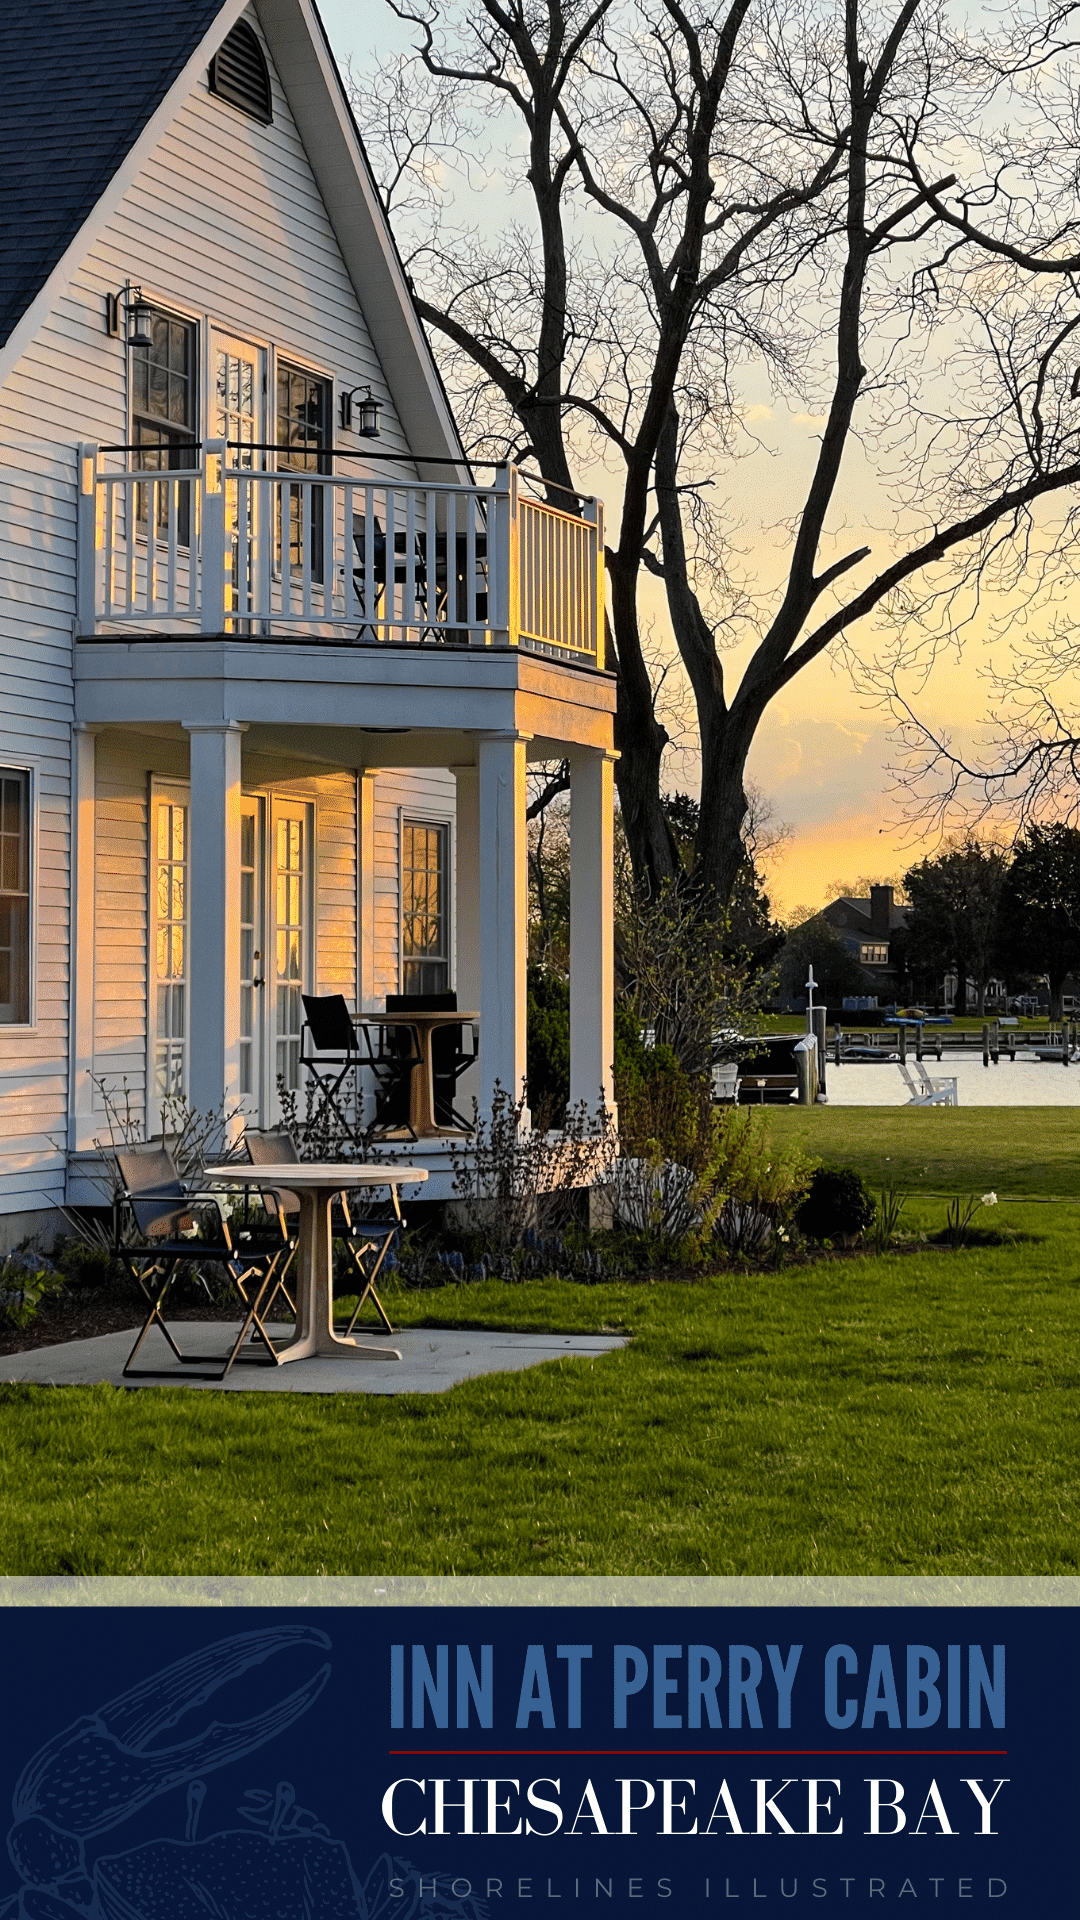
<box><xmin>766</xmin><ymin>1103</ymin><xmax>1080</xmax><ymax>1200</ymax></box>
<box><xmin>0</xmin><ymin>1107</ymin><xmax>1077</xmax><ymax>1577</ymax></box>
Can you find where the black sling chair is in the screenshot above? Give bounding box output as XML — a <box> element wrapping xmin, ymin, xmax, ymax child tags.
<box><xmin>113</xmin><ymin>1145</ymin><xmax>291</xmax><ymax>1381</ymax></box>
<box><xmin>244</xmin><ymin>1128</ymin><xmax>401</xmax><ymax>1335</ymax></box>
<box><xmin>299</xmin><ymin>992</ymin><xmax>422</xmax><ymax>1148</ymax></box>
<box><xmin>385</xmin><ymin>990</ymin><xmax>478</xmax><ymax>1132</ymax></box>
<box><xmin>298</xmin><ymin>993</ymin><xmax>368</xmax><ymax>1150</ymax></box>
<box><xmin>352</xmin><ymin>517</ymin><xmax>489</xmax><ymax>645</ymax></box>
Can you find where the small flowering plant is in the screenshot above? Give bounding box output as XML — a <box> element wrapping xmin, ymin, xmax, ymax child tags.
<box><xmin>943</xmin><ymin>1188</ymin><xmax>998</xmax><ymax>1249</ymax></box>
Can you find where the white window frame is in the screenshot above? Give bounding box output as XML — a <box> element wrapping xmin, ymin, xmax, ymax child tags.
<box><xmin>0</xmin><ymin>759</ymin><xmax>38</xmax><ymax>1030</ymax></box>
<box><xmin>397</xmin><ymin>807</ymin><xmax>454</xmax><ymax>996</ymax></box>
<box><xmin>125</xmin><ymin>294</ymin><xmax>201</xmax><ymax>448</ymax></box>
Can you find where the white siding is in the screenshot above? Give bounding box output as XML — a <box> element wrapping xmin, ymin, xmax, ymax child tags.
<box><xmin>0</xmin><ymin>4</ymin><xmax>416</xmax><ymax>1212</ymax></box>
<box><xmin>91</xmin><ymin>733</ymin><xmax>193</xmax><ymax>1125</ymax></box>
<box><xmin>0</xmin><ymin>723</ymin><xmax>70</xmax><ymax>1216</ymax></box>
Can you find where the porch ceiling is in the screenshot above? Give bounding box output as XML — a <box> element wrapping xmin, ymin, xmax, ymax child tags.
<box><xmin>74</xmin><ymin>640</ymin><xmax>617</xmax><ymax>753</ymax></box>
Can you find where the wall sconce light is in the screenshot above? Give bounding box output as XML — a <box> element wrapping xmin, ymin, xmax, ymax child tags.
<box><xmin>105</xmin><ymin>283</ymin><xmax>153</xmax><ymax>349</ymax></box>
<box><xmin>339</xmin><ymin>384</ymin><xmax>383</xmax><ymax>436</ymax></box>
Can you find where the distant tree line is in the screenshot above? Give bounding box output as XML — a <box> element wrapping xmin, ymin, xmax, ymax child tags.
<box><xmin>778</xmin><ymin>826</ymin><xmax>1080</xmax><ymax>1020</ymax></box>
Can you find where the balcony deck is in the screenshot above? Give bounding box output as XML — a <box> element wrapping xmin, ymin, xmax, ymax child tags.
<box><xmin>77</xmin><ymin>444</ymin><xmax>603</xmax><ymax>669</ymax></box>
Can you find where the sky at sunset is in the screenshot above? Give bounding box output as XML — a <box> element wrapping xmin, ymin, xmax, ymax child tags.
<box><xmin>321</xmin><ymin>0</ymin><xmax>1003</xmax><ymax>921</ymax></box>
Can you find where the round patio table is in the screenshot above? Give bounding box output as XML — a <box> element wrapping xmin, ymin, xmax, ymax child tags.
<box><xmin>359</xmin><ymin>1011</ymin><xmax>480</xmax><ymax>1137</ymax></box>
<box><xmin>204</xmin><ymin>1162</ymin><xmax>427</xmax><ymax>1363</ymax></box>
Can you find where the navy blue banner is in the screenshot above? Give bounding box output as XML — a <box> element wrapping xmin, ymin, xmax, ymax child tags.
<box><xmin>0</xmin><ymin>1606</ymin><xmax>1067</xmax><ymax>1916</ymax></box>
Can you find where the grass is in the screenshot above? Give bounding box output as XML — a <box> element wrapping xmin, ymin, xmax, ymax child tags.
<box><xmin>0</xmin><ymin>1106</ymin><xmax>1077</xmax><ymax>1576</ymax></box>
<box><xmin>766</xmin><ymin>1103</ymin><xmax>1080</xmax><ymax>1200</ymax></box>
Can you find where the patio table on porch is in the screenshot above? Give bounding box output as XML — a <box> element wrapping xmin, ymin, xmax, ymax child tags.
<box><xmin>359</xmin><ymin>1010</ymin><xmax>480</xmax><ymax>1139</ymax></box>
<box><xmin>202</xmin><ymin>1163</ymin><xmax>427</xmax><ymax>1364</ymax></box>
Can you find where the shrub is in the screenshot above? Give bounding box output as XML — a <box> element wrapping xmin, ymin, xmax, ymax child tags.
<box><xmin>527</xmin><ymin>967</ymin><xmax>572</xmax><ymax>1117</ymax></box>
<box><xmin>527</xmin><ymin>964</ymin><xmax>681</xmax><ymax>1125</ymax></box>
<box><xmin>796</xmin><ymin>1166</ymin><xmax>876</xmax><ymax>1244</ymax></box>
<box><xmin>0</xmin><ymin>1249</ymin><xmax>64</xmax><ymax>1328</ymax></box>
<box><xmin>53</xmin><ymin>1236</ymin><xmax>117</xmax><ymax>1290</ymax></box>
<box><xmin>449</xmin><ymin>1083</ymin><xmax>617</xmax><ymax>1274</ymax></box>
<box><xmin>611</xmin><ymin>1103</ymin><xmax>816</xmax><ymax>1260</ymax></box>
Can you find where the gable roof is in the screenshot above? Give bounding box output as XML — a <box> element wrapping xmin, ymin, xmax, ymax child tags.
<box><xmin>0</xmin><ymin>0</ymin><xmax>225</xmax><ymax>349</ymax></box>
<box><xmin>825</xmin><ymin>895</ymin><xmax>908</xmax><ymax>932</ymax></box>
<box><xmin>0</xmin><ymin>0</ymin><xmax>466</xmax><ymax>471</ymax></box>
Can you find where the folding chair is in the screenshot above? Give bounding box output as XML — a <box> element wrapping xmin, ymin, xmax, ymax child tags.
<box><xmin>299</xmin><ymin>993</ymin><xmax>366</xmax><ymax>1149</ymax></box>
<box><xmin>386</xmin><ymin>991</ymin><xmax>479</xmax><ymax>1131</ymax></box>
<box><xmin>243</xmin><ymin>1128</ymin><xmax>400</xmax><ymax>1336</ymax></box>
<box><xmin>113</xmin><ymin>1145</ymin><xmax>290</xmax><ymax>1381</ymax></box>
<box><xmin>242</xmin><ymin>1129</ymin><xmax>302</xmax><ymax>1318</ymax></box>
<box><xmin>360</xmin><ymin>1013</ymin><xmax>423</xmax><ymax>1142</ymax></box>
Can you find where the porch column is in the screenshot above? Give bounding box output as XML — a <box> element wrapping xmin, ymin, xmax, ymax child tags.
<box><xmin>453</xmin><ymin>765</ymin><xmax>481</xmax><ymax>1011</ymax></box>
<box><xmin>68</xmin><ymin>725</ymin><xmax>99</xmax><ymax>1152</ymax></box>
<box><xmin>453</xmin><ymin>764</ymin><xmax>482</xmax><ymax>1124</ymax></box>
<box><xmin>184</xmin><ymin>721</ymin><xmax>245</xmax><ymax>1120</ymax></box>
<box><xmin>478</xmin><ymin>732</ymin><xmax>530</xmax><ymax>1120</ymax></box>
<box><xmin>569</xmin><ymin>746</ymin><xmax>617</xmax><ymax>1123</ymax></box>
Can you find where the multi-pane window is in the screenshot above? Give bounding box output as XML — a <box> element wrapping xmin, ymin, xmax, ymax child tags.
<box><xmin>274</xmin><ymin>815</ymin><xmax>305</xmax><ymax>1090</ymax></box>
<box><xmin>402</xmin><ymin>821</ymin><xmax>449</xmax><ymax>995</ymax></box>
<box><xmin>0</xmin><ymin>770</ymin><xmax>30</xmax><ymax>1025</ymax></box>
<box><xmin>133</xmin><ymin>310</ymin><xmax>196</xmax><ymax>542</ymax></box>
<box><xmin>277</xmin><ymin>362</ymin><xmax>330</xmax><ymax>581</ymax></box>
<box><xmin>860</xmin><ymin>942</ymin><xmax>890</xmax><ymax>965</ymax></box>
<box><xmin>153</xmin><ymin>797</ymin><xmax>187</xmax><ymax>1099</ymax></box>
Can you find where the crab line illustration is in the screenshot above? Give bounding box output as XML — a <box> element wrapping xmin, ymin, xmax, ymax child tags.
<box><xmin>3</xmin><ymin>1626</ymin><xmax>485</xmax><ymax>1920</ymax></box>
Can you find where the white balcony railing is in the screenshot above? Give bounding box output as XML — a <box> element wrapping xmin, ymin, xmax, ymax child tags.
<box><xmin>76</xmin><ymin>443</ymin><xmax>604</xmax><ymax>668</ymax></box>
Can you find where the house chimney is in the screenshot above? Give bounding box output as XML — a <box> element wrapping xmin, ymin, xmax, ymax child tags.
<box><xmin>869</xmin><ymin>884</ymin><xmax>893</xmax><ymax>938</ymax></box>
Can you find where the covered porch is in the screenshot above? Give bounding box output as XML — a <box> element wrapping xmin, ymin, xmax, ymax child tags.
<box><xmin>69</xmin><ymin>640</ymin><xmax>617</xmax><ymax>1201</ymax></box>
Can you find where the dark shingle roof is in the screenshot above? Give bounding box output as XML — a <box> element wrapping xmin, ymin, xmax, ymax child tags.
<box><xmin>0</xmin><ymin>0</ymin><xmax>226</xmax><ymax>348</ymax></box>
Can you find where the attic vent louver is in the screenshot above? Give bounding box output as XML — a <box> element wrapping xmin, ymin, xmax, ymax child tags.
<box><xmin>209</xmin><ymin>20</ymin><xmax>272</xmax><ymax>124</ymax></box>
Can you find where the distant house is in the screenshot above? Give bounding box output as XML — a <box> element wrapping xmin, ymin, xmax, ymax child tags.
<box><xmin>0</xmin><ymin>0</ymin><xmax>615</xmax><ymax>1247</ymax></box>
<box><xmin>821</xmin><ymin>885</ymin><xmax>908</xmax><ymax>997</ymax></box>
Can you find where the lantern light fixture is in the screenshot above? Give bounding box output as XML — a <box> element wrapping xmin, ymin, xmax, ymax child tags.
<box><xmin>105</xmin><ymin>283</ymin><xmax>153</xmax><ymax>349</ymax></box>
<box><xmin>339</xmin><ymin>384</ymin><xmax>383</xmax><ymax>436</ymax></box>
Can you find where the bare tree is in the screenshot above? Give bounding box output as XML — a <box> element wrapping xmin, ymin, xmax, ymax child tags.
<box><xmin>355</xmin><ymin>0</ymin><xmax>1080</xmax><ymax>900</ymax></box>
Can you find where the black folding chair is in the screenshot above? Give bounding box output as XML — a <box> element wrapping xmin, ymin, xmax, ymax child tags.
<box><xmin>360</xmin><ymin>1012</ymin><xmax>423</xmax><ymax>1143</ymax></box>
<box><xmin>299</xmin><ymin>993</ymin><xmax>366</xmax><ymax>1149</ymax></box>
<box><xmin>242</xmin><ymin>1127</ymin><xmax>401</xmax><ymax>1336</ymax></box>
<box><xmin>113</xmin><ymin>1145</ymin><xmax>290</xmax><ymax>1381</ymax></box>
<box><xmin>242</xmin><ymin>1130</ymin><xmax>301</xmax><ymax>1319</ymax></box>
<box><xmin>352</xmin><ymin>518</ymin><xmax>489</xmax><ymax>644</ymax></box>
<box><xmin>386</xmin><ymin>991</ymin><xmax>479</xmax><ymax>1132</ymax></box>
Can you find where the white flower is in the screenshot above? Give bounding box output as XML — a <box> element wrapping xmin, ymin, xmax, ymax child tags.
<box><xmin>982</xmin><ymin>1191</ymin><xmax>998</xmax><ymax>1207</ymax></box>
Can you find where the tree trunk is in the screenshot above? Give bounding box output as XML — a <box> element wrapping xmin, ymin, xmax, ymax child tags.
<box><xmin>695</xmin><ymin>711</ymin><xmax>755</xmax><ymax>904</ymax></box>
<box><xmin>608</xmin><ymin>559</ymin><xmax>679</xmax><ymax>895</ymax></box>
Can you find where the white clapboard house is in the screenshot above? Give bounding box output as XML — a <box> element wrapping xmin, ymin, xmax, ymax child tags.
<box><xmin>0</xmin><ymin>0</ymin><xmax>616</xmax><ymax>1243</ymax></box>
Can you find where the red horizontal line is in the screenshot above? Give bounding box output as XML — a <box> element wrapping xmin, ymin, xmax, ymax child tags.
<box><xmin>388</xmin><ymin>1749</ymin><xmax>1007</xmax><ymax>1758</ymax></box>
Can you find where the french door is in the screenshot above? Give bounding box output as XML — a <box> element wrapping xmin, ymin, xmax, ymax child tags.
<box><xmin>238</xmin><ymin>795</ymin><xmax>312</xmax><ymax>1125</ymax></box>
<box><xmin>150</xmin><ymin>784</ymin><xmax>190</xmax><ymax>1120</ymax></box>
<box><xmin>212</xmin><ymin>333</ymin><xmax>266</xmax><ymax>619</ymax></box>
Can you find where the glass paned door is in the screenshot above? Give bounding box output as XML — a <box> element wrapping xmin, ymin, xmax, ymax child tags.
<box><xmin>239</xmin><ymin>798</ymin><xmax>264</xmax><ymax>1110</ymax></box>
<box><xmin>273</xmin><ymin>804</ymin><xmax>308</xmax><ymax>1095</ymax></box>
<box><xmin>213</xmin><ymin>334</ymin><xmax>265</xmax><ymax>616</ymax></box>
<box><xmin>237</xmin><ymin>796</ymin><xmax>310</xmax><ymax>1123</ymax></box>
<box><xmin>151</xmin><ymin>789</ymin><xmax>188</xmax><ymax>1107</ymax></box>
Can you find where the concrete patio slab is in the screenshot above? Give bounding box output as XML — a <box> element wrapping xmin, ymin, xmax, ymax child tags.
<box><xmin>0</xmin><ymin>1323</ymin><xmax>628</xmax><ymax>1394</ymax></box>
